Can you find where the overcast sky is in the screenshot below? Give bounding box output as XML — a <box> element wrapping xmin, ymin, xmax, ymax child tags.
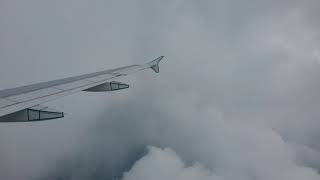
<box><xmin>1</xmin><ymin>0</ymin><xmax>320</xmax><ymax>180</ymax></box>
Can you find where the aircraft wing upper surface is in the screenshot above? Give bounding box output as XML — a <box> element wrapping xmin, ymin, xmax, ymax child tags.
<box><xmin>0</xmin><ymin>56</ymin><xmax>164</xmax><ymax>122</ymax></box>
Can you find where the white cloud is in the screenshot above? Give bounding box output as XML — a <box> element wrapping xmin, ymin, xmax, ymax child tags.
<box><xmin>117</xmin><ymin>105</ymin><xmax>320</xmax><ymax>180</ymax></box>
<box><xmin>121</xmin><ymin>147</ymin><xmax>222</xmax><ymax>180</ymax></box>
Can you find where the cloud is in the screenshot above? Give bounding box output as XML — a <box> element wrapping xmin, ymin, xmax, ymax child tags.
<box><xmin>0</xmin><ymin>0</ymin><xmax>320</xmax><ymax>180</ymax></box>
<box><xmin>121</xmin><ymin>146</ymin><xmax>222</xmax><ymax>180</ymax></box>
<box><xmin>116</xmin><ymin>104</ymin><xmax>320</xmax><ymax>180</ymax></box>
<box><xmin>122</xmin><ymin>145</ymin><xmax>319</xmax><ymax>180</ymax></box>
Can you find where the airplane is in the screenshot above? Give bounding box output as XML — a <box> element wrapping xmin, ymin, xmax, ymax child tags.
<box><xmin>0</xmin><ymin>56</ymin><xmax>164</xmax><ymax>122</ymax></box>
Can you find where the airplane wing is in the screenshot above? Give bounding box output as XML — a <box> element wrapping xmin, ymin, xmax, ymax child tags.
<box><xmin>0</xmin><ymin>56</ymin><xmax>164</xmax><ymax>122</ymax></box>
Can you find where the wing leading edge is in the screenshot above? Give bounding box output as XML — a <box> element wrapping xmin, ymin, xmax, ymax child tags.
<box><xmin>0</xmin><ymin>56</ymin><xmax>165</xmax><ymax>122</ymax></box>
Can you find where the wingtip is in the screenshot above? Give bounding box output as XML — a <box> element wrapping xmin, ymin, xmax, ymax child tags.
<box><xmin>148</xmin><ymin>56</ymin><xmax>165</xmax><ymax>73</ymax></box>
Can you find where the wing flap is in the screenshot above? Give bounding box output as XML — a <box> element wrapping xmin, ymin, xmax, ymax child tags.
<box><xmin>112</xmin><ymin>65</ymin><xmax>147</xmax><ymax>75</ymax></box>
<box><xmin>54</xmin><ymin>80</ymin><xmax>92</xmax><ymax>90</ymax></box>
<box><xmin>84</xmin><ymin>74</ymin><xmax>116</xmax><ymax>82</ymax></box>
<box><xmin>0</xmin><ymin>98</ymin><xmax>16</xmax><ymax>108</ymax></box>
<box><xmin>0</xmin><ymin>79</ymin><xmax>110</xmax><ymax>117</ymax></box>
<box><xmin>7</xmin><ymin>88</ymin><xmax>62</xmax><ymax>102</ymax></box>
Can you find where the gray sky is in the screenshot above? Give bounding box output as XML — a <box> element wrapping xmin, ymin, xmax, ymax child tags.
<box><xmin>1</xmin><ymin>0</ymin><xmax>320</xmax><ymax>180</ymax></box>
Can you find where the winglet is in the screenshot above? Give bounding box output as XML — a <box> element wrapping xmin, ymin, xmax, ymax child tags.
<box><xmin>147</xmin><ymin>56</ymin><xmax>165</xmax><ymax>73</ymax></box>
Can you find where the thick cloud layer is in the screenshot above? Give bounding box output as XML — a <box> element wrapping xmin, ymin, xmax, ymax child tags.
<box><xmin>0</xmin><ymin>0</ymin><xmax>320</xmax><ymax>180</ymax></box>
<box><xmin>122</xmin><ymin>146</ymin><xmax>318</xmax><ymax>180</ymax></box>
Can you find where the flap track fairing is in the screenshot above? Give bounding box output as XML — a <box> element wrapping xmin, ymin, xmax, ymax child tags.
<box><xmin>83</xmin><ymin>81</ymin><xmax>129</xmax><ymax>92</ymax></box>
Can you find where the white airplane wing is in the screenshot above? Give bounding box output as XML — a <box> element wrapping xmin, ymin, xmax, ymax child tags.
<box><xmin>0</xmin><ymin>56</ymin><xmax>164</xmax><ymax>122</ymax></box>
